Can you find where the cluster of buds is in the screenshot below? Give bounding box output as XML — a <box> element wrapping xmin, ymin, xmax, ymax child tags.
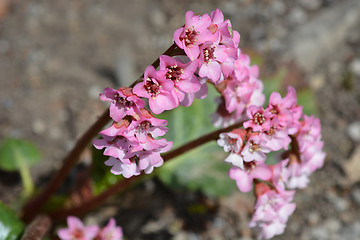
<box><xmin>218</xmin><ymin>86</ymin><xmax>325</xmax><ymax>238</ymax></box>
<box><xmin>94</xmin><ymin>9</ymin><xmax>325</xmax><ymax>239</ymax></box>
<box><xmin>58</xmin><ymin>216</ymin><xmax>123</xmax><ymax>240</ymax></box>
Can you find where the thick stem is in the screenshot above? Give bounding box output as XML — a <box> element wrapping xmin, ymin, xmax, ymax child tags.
<box><xmin>21</xmin><ymin>43</ymin><xmax>185</xmax><ymax>223</ymax></box>
<box><xmin>48</xmin><ymin>121</ymin><xmax>244</xmax><ymax>221</ymax></box>
<box><xmin>21</xmin><ymin>215</ymin><xmax>52</xmax><ymax>240</ymax></box>
<box><xmin>22</xmin><ymin>109</ymin><xmax>111</xmax><ymax>223</ymax></box>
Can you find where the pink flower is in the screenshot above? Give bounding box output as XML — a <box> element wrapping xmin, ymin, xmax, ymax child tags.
<box><xmin>250</xmin><ymin>185</ymin><xmax>296</xmax><ymax>239</ymax></box>
<box><xmin>96</xmin><ymin>218</ymin><xmax>123</xmax><ymax>240</ymax></box>
<box><xmin>229</xmin><ymin>161</ymin><xmax>272</xmax><ymax>192</ymax></box>
<box><xmin>217</xmin><ymin>129</ymin><xmax>246</xmax><ymax>168</ymax></box>
<box><xmin>270</xmin><ymin>159</ymin><xmax>290</xmax><ymax>190</ymax></box>
<box><xmin>208</xmin><ymin>9</ymin><xmax>231</xmax><ymax>41</ymax></box>
<box><xmin>133</xmin><ymin>65</ymin><xmax>177</xmax><ymax>114</ymax></box>
<box><xmin>100</xmin><ymin>87</ymin><xmax>144</xmax><ymax>122</ymax></box>
<box><xmin>173</xmin><ymin>11</ymin><xmax>214</xmax><ymax>61</ymax></box>
<box><xmin>58</xmin><ymin>216</ymin><xmax>99</xmax><ymax>240</ymax></box>
<box><xmin>286</xmin><ymin>160</ymin><xmax>310</xmax><ymax>189</ymax></box>
<box><xmin>198</xmin><ymin>41</ymin><xmax>231</xmax><ymax>84</ymax></box>
<box><xmin>261</xmin><ymin>119</ymin><xmax>291</xmax><ymax>151</ymax></box>
<box><xmin>126</xmin><ymin>108</ymin><xmax>169</xmax><ymax>143</ymax></box>
<box><xmin>179</xmin><ymin>76</ymin><xmax>208</xmax><ymax>107</ymax></box>
<box><xmin>241</xmin><ymin>133</ymin><xmax>271</xmax><ymax>163</ymax></box>
<box><xmin>265</xmin><ymin>87</ymin><xmax>302</xmax><ymax>134</ymax></box>
<box><xmin>104</xmin><ymin>157</ymin><xmax>140</xmax><ymax>178</ymax></box>
<box><xmin>159</xmin><ymin>55</ymin><xmax>201</xmax><ymax>104</ymax></box>
<box><xmin>243</xmin><ymin>105</ymin><xmax>271</xmax><ymax>132</ymax></box>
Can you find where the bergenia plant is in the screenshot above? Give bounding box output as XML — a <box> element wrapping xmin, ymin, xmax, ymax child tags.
<box><xmin>17</xmin><ymin>9</ymin><xmax>325</xmax><ymax>240</ymax></box>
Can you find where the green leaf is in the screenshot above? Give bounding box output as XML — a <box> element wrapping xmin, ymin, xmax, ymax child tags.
<box><xmin>297</xmin><ymin>88</ymin><xmax>318</xmax><ymax>116</ymax></box>
<box><xmin>159</xmin><ymin>142</ymin><xmax>237</xmax><ymax>197</ymax></box>
<box><xmin>91</xmin><ymin>146</ymin><xmax>123</xmax><ymax>195</ymax></box>
<box><xmin>0</xmin><ymin>202</ymin><xmax>24</xmax><ymax>240</ymax></box>
<box><xmin>0</xmin><ymin>138</ymin><xmax>41</xmax><ymax>196</ymax></box>
<box><xmin>0</xmin><ymin>138</ymin><xmax>41</xmax><ymax>171</ymax></box>
<box><xmin>158</xmin><ymin>86</ymin><xmax>237</xmax><ymax>196</ymax></box>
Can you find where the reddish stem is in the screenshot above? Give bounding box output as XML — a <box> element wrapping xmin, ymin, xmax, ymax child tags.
<box><xmin>21</xmin><ymin>109</ymin><xmax>111</xmax><ymax>223</ymax></box>
<box><xmin>48</xmin><ymin>121</ymin><xmax>245</xmax><ymax>221</ymax></box>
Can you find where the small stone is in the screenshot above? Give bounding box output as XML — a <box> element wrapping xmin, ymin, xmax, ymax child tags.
<box><xmin>309</xmin><ymin>74</ymin><xmax>325</xmax><ymax>91</ymax></box>
<box><xmin>324</xmin><ymin>218</ymin><xmax>341</xmax><ymax>233</ymax></box>
<box><xmin>351</xmin><ymin>188</ymin><xmax>360</xmax><ymax>206</ymax></box>
<box><xmin>333</xmin><ymin>198</ymin><xmax>349</xmax><ymax>211</ymax></box>
<box><xmin>308</xmin><ymin>212</ymin><xmax>320</xmax><ymax>226</ymax></box>
<box><xmin>349</xmin><ymin>58</ymin><xmax>360</xmax><ymax>76</ymax></box>
<box><xmin>299</xmin><ymin>0</ymin><xmax>322</xmax><ymax>11</ymax></box>
<box><xmin>88</xmin><ymin>85</ymin><xmax>102</xmax><ymax>100</ymax></box>
<box><xmin>150</xmin><ymin>7</ymin><xmax>166</xmax><ymax>28</ymax></box>
<box><xmin>347</xmin><ymin>121</ymin><xmax>360</xmax><ymax>142</ymax></box>
<box><xmin>49</xmin><ymin>127</ymin><xmax>61</xmax><ymax>140</ymax></box>
<box><xmin>270</xmin><ymin>0</ymin><xmax>286</xmax><ymax>15</ymax></box>
<box><xmin>310</xmin><ymin>225</ymin><xmax>328</xmax><ymax>239</ymax></box>
<box><xmin>0</xmin><ymin>39</ymin><xmax>9</xmax><ymax>53</ymax></box>
<box><xmin>287</xmin><ymin>7</ymin><xmax>308</xmax><ymax>25</ymax></box>
<box><xmin>32</xmin><ymin>120</ymin><xmax>45</xmax><ymax>134</ymax></box>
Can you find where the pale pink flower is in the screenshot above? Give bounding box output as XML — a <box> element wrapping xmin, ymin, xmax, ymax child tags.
<box><xmin>173</xmin><ymin>11</ymin><xmax>214</xmax><ymax>61</ymax></box>
<box><xmin>198</xmin><ymin>41</ymin><xmax>232</xmax><ymax>84</ymax></box>
<box><xmin>133</xmin><ymin>65</ymin><xmax>177</xmax><ymax>114</ymax></box>
<box><xmin>229</xmin><ymin>161</ymin><xmax>272</xmax><ymax>192</ymax></box>
<box><xmin>134</xmin><ymin>139</ymin><xmax>173</xmax><ymax>174</ymax></box>
<box><xmin>180</xmin><ymin>76</ymin><xmax>208</xmax><ymax>107</ymax></box>
<box><xmin>241</xmin><ymin>133</ymin><xmax>271</xmax><ymax>163</ymax></box>
<box><xmin>104</xmin><ymin>157</ymin><xmax>140</xmax><ymax>178</ymax></box>
<box><xmin>286</xmin><ymin>160</ymin><xmax>310</xmax><ymax>189</ymax></box>
<box><xmin>270</xmin><ymin>159</ymin><xmax>290</xmax><ymax>190</ymax></box>
<box><xmin>96</xmin><ymin>218</ymin><xmax>123</xmax><ymax>240</ymax></box>
<box><xmin>260</xmin><ymin>119</ymin><xmax>291</xmax><ymax>151</ymax></box>
<box><xmin>100</xmin><ymin>87</ymin><xmax>144</xmax><ymax>122</ymax></box>
<box><xmin>217</xmin><ymin>129</ymin><xmax>246</xmax><ymax>168</ymax></box>
<box><xmin>243</xmin><ymin>106</ymin><xmax>271</xmax><ymax>132</ymax></box>
<box><xmin>159</xmin><ymin>55</ymin><xmax>201</xmax><ymax>104</ymax></box>
<box><xmin>126</xmin><ymin>108</ymin><xmax>168</xmax><ymax>143</ymax></box>
<box><xmin>58</xmin><ymin>216</ymin><xmax>99</xmax><ymax>240</ymax></box>
<box><xmin>250</xmin><ymin>185</ymin><xmax>296</xmax><ymax>239</ymax></box>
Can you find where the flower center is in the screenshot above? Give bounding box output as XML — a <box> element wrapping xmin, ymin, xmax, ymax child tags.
<box><xmin>254</xmin><ymin>112</ymin><xmax>265</xmax><ymax>125</ymax></box>
<box><xmin>166</xmin><ymin>65</ymin><xmax>184</xmax><ymax>82</ymax></box>
<box><xmin>181</xmin><ymin>26</ymin><xmax>198</xmax><ymax>47</ymax></box>
<box><xmin>203</xmin><ymin>46</ymin><xmax>215</xmax><ymax>64</ymax></box>
<box><xmin>270</xmin><ymin>105</ymin><xmax>279</xmax><ymax>115</ymax></box>
<box><xmin>137</xmin><ymin>121</ymin><xmax>151</xmax><ymax>134</ymax></box>
<box><xmin>244</xmin><ymin>161</ymin><xmax>256</xmax><ymax>172</ymax></box>
<box><xmin>113</xmin><ymin>93</ymin><xmax>133</xmax><ymax>110</ymax></box>
<box><xmin>144</xmin><ymin>78</ymin><xmax>161</xmax><ymax>98</ymax></box>
<box><xmin>266</xmin><ymin>126</ymin><xmax>276</xmax><ymax>137</ymax></box>
<box><xmin>249</xmin><ymin>140</ymin><xmax>261</xmax><ymax>153</ymax></box>
<box><xmin>72</xmin><ymin>229</ymin><xmax>84</xmax><ymax>239</ymax></box>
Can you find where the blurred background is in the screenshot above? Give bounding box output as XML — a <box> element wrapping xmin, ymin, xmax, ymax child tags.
<box><xmin>0</xmin><ymin>0</ymin><xmax>360</xmax><ymax>239</ymax></box>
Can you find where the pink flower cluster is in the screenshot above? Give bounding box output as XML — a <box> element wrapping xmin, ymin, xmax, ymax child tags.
<box><xmin>93</xmin><ymin>87</ymin><xmax>172</xmax><ymax>178</ymax></box>
<box><xmin>58</xmin><ymin>216</ymin><xmax>123</xmax><ymax>240</ymax></box>
<box><xmin>95</xmin><ymin>9</ymin><xmax>263</xmax><ymax>178</ymax></box>
<box><xmin>217</xmin><ymin>87</ymin><xmax>325</xmax><ymax>238</ymax></box>
<box><xmin>172</xmin><ymin>9</ymin><xmax>264</xmax><ymax>127</ymax></box>
<box><xmin>94</xmin><ymin>8</ymin><xmax>326</xmax><ymax>239</ymax></box>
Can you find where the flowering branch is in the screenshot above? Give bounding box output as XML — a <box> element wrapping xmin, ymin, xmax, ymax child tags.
<box><xmin>45</xmin><ymin>120</ymin><xmax>244</xmax><ymax>221</ymax></box>
<box><xmin>21</xmin><ymin>43</ymin><xmax>185</xmax><ymax>223</ymax></box>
